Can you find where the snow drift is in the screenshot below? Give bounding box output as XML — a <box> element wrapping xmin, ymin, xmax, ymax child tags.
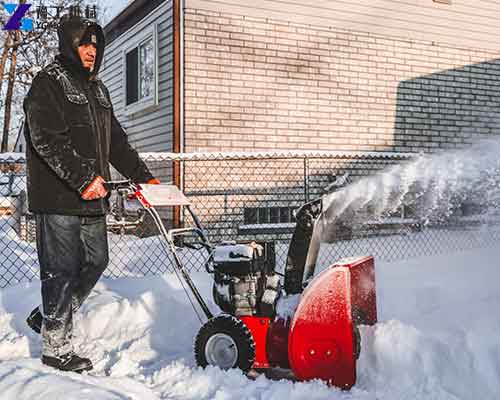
<box><xmin>1</xmin><ymin>243</ymin><xmax>500</xmax><ymax>399</ymax></box>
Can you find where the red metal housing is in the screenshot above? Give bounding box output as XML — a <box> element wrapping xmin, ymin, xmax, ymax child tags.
<box><xmin>239</xmin><ymin>256</ymin><xmax>376</xmax><ymax>389</ymax></box>
<box><xmin>287</xmin><ymin>256</ymin><xmax>376</xmax><ymax>389</ymax></box>
<box><xmin>239</xmin><ymin>316</ymin><xmax>272</xmax><ymax>369</ymax></box>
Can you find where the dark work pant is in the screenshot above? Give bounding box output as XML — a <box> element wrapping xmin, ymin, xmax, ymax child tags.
<box><xmin>35</xmin><ymin>214</ymin><xmax>109</xmax><ymax>357</ymax></box>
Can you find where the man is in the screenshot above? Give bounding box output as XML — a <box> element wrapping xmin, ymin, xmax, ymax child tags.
<box><xmin>23</xmin><ymin>15</ymin><xmax>159</xmax><ymax>373</ymax></box>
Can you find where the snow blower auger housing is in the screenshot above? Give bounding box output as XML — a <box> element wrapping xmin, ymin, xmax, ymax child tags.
<box><xmin>105</xmin><ymin>180</ymin><xmax>377</xmax><ymax>390</ymax></box>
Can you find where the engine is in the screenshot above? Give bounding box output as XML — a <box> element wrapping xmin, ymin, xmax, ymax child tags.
<box><xmin>211</xmin><ymin>241</ymin><xmax>281</xmax><ymax>317</ymax></box>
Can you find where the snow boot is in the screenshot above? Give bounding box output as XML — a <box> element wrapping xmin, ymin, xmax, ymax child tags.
<box><xmin>42</xmin><ymin>352</ymin><xmax>93</xmax><ymax>373</ymax></box>
<box><xmin>26</xmin><ymin>306</ymin><xmax>42</xmax><ymax>334</ymax></box>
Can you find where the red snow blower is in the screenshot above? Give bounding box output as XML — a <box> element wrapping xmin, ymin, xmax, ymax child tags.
<box><xmin>105</xmin><ymin>181</ymin><xmax>377</xmax><ymax>390</ymax></box>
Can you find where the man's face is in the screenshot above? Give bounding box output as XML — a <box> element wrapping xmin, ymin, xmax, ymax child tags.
<box><xmin>78</xmin><ymin>43</ymin><xmax>96</xmax><ymax>71</ymax></box>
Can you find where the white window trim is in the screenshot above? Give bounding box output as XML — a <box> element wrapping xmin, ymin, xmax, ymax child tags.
<box><xmin>122</xmin><ymin>22</ymin><xmax>159</xmax><ymax>116</ymax></box>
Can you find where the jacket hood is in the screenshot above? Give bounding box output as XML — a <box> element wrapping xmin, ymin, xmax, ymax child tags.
<box><xmin>57</xmin><ymin>15</ymin><xmax>105</xmax><ymax>80</ymax></box>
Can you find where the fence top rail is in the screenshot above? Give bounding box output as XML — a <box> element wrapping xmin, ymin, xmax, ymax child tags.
<box><xmin>0</xmin><ymin>150</ymin><xmax>417</xmax><ymax>163</ymax></box>
<box><xmin>139</xmin><ymin>150</ymin><xmax>416</xmax><ymax>161</ymax></box>
<box><xmin>0</xmin><ymin>153</ymin><xmax>25</xmax><ymax>163</ymax></box>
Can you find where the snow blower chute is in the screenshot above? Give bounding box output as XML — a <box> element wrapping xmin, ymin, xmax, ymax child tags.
<box><xmin>105</xmin><ymin>181</ymin><xmax>377</xmax><ymax>390</ymax></box>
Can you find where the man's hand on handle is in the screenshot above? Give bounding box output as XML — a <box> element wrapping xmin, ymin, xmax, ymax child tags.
<box><xmin>82</xmin><ymin>177</ymin><xmax>159</xmax><ymax>200</ymax></box>
<box><xmin>81</xmin><ymin>176</ymin><xmax>108</xmax><ymax>200</ymax></box>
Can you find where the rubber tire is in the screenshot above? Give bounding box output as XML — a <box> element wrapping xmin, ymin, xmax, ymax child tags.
<box><xmin>353</xmin><ymin>324</ymin><xmax>361</xmax><ymax>360</ymax></box>
<box><xmin>351</xmin><ymin>308</ymin><xmax>364</xmax><ymax>360</ymax></box>
<box><xmin>195</xmin><ymin>314</ymin><xmax>255</xmax><ymax>372</ymax></box>
<box><xmin>212</xmin><ymin>283</ymin><xmax>233</xmax><ymax>314</ymax></box>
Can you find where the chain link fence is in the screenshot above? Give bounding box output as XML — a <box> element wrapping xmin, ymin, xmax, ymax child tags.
<box><xmin>1</xmin><ymin>151</ymin><xmax>500</xmax><ymax>288</ymax></box>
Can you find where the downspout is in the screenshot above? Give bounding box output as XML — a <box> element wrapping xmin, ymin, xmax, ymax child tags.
<box><xmin>180</xmin><ymin>0</ymin><xmax>185</xmax><ymax>187</ymax></box>
<box><xmin>180</xmin><ymin>0</ymin><xmax>185</xmax><ymax>158</ymax></box>
<box><xmin>173</xmin><ymin>0</ymin><xmax>184</xmax><ymax>227</ymax></box>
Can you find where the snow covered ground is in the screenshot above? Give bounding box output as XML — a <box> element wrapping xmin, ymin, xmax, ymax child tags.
<box><xmin>1</xmin><ymin>244</ymin><xmax>500</xmax><ymax>399</ymax></box>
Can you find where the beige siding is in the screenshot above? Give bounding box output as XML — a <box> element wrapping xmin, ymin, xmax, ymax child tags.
<box><xmin>100</xmin><ymin>1</ymin><xmax>174</xmax><ymax>152</ymax></box>
<box><xmin>183</xmin><ymin>9</ymin><xmax>500</xmax><ymax>153</ymax></box>
<box><xmin>185</xmin><ymin>0</ymin><xmax>500</xmax><ymax>51</ymax></box>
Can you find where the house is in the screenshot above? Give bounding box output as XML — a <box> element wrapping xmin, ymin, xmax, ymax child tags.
<box><xmin>102</xmin><ymin>0</ymin><xmax>500</xmax><ymax>158</ymax></box>
<box><xmin>101</xmin><ymin>0</ymin><xmax>500</xmax><ymax>238</ymax></box>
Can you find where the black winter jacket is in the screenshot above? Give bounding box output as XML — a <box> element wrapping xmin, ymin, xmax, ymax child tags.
<box><xmin>23</xmin><ymin>16</ymin><xmax>154</xmax><ymax>216</ymax></box>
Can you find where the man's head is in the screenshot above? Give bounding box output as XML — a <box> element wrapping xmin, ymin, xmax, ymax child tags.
<box><xmin>78</xmin><ymin>27</ymin><xmax>98</xmax><ymax>71</ymax></box>
<box><xmin>57</xmin><ymin>15</ymin><xmax>105</xmax><ymax>78</ymax></box>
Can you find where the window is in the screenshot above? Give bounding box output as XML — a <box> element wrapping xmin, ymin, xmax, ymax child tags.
<box><xmin>125</xmin><ymin>48</ymin><xmax>139</xmax><ymax>105</ymax></box>
<box><xmin>123</xmin><ymin>25</ymin><xmax>158</xmax><ymax>113</ymax></box>
<box><xmin>126</xmin><ymin>37</ymin><xmax>155</xmax><ymax>105</ymax></box>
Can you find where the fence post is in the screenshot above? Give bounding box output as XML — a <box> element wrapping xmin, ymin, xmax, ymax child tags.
<box><xmin>173</xmin><ymin>158</ymin><xmax>182</xmax><ymax>228</ymax></box>
<box><xmin>304</xmin><ymin>156</ymin><xmax>309</xmax><ymax>203</ymax></box>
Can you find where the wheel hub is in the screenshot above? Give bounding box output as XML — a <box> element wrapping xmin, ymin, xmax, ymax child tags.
<box><xmin>205</xmin><ymin>333</ymin><xmax>238</xmax><ymax>369</ymax></box>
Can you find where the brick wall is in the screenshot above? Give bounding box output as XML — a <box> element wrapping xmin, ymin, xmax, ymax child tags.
<box><xmin>183</xmin><ymin>9</ymin><xmax>500</xmax><ymax>153</ymax></box>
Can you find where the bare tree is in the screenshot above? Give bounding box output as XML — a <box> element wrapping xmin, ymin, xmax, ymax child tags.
<box><xmin>0</xmin><ymin>0</ymin><xmax>109</xmax><ymax>152</ymax></box>
<box><xmin>0</xmin><ymin>38</ymin><xmax>9</xmax><ymax>93</ymax></box>
<box><xmin>2</xmin><ymin>31</ymin><xmax>20</xmax><ymax>152</ymax></box>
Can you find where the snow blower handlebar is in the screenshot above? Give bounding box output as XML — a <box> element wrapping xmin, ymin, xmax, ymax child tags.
<box><xmin>103</xmin><ymin>179</ymin><xmax>137</xmax><ymax>193</ymax></box>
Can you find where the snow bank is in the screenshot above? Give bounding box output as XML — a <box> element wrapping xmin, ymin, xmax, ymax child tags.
<box><xmin>1</xmin><ymin>245</ymin><xmax>500</xmax><ymax>399</ymax></box>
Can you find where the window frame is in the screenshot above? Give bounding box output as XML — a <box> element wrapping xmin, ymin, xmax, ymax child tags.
<box><xmin>122</xmin><ymin>23</ymin><xmax>159</xmax><ymax>115</ymax></box>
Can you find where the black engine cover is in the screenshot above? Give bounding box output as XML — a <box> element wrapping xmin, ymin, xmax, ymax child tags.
<box><xmin>212</xmin><ymin>241</ymin><xmax>274</xmax><ymax>275</ymax></box>
<box><xmin>212</xmin><ymin>241</ymin><xmax>280</xmax><ymax>317</ymax></box>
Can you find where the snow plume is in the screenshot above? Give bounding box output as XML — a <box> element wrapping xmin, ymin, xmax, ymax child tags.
<box><xmin>321</xmin><ymin>137</ymin><xmax>500</xmax><ymax>229</ymax></box>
